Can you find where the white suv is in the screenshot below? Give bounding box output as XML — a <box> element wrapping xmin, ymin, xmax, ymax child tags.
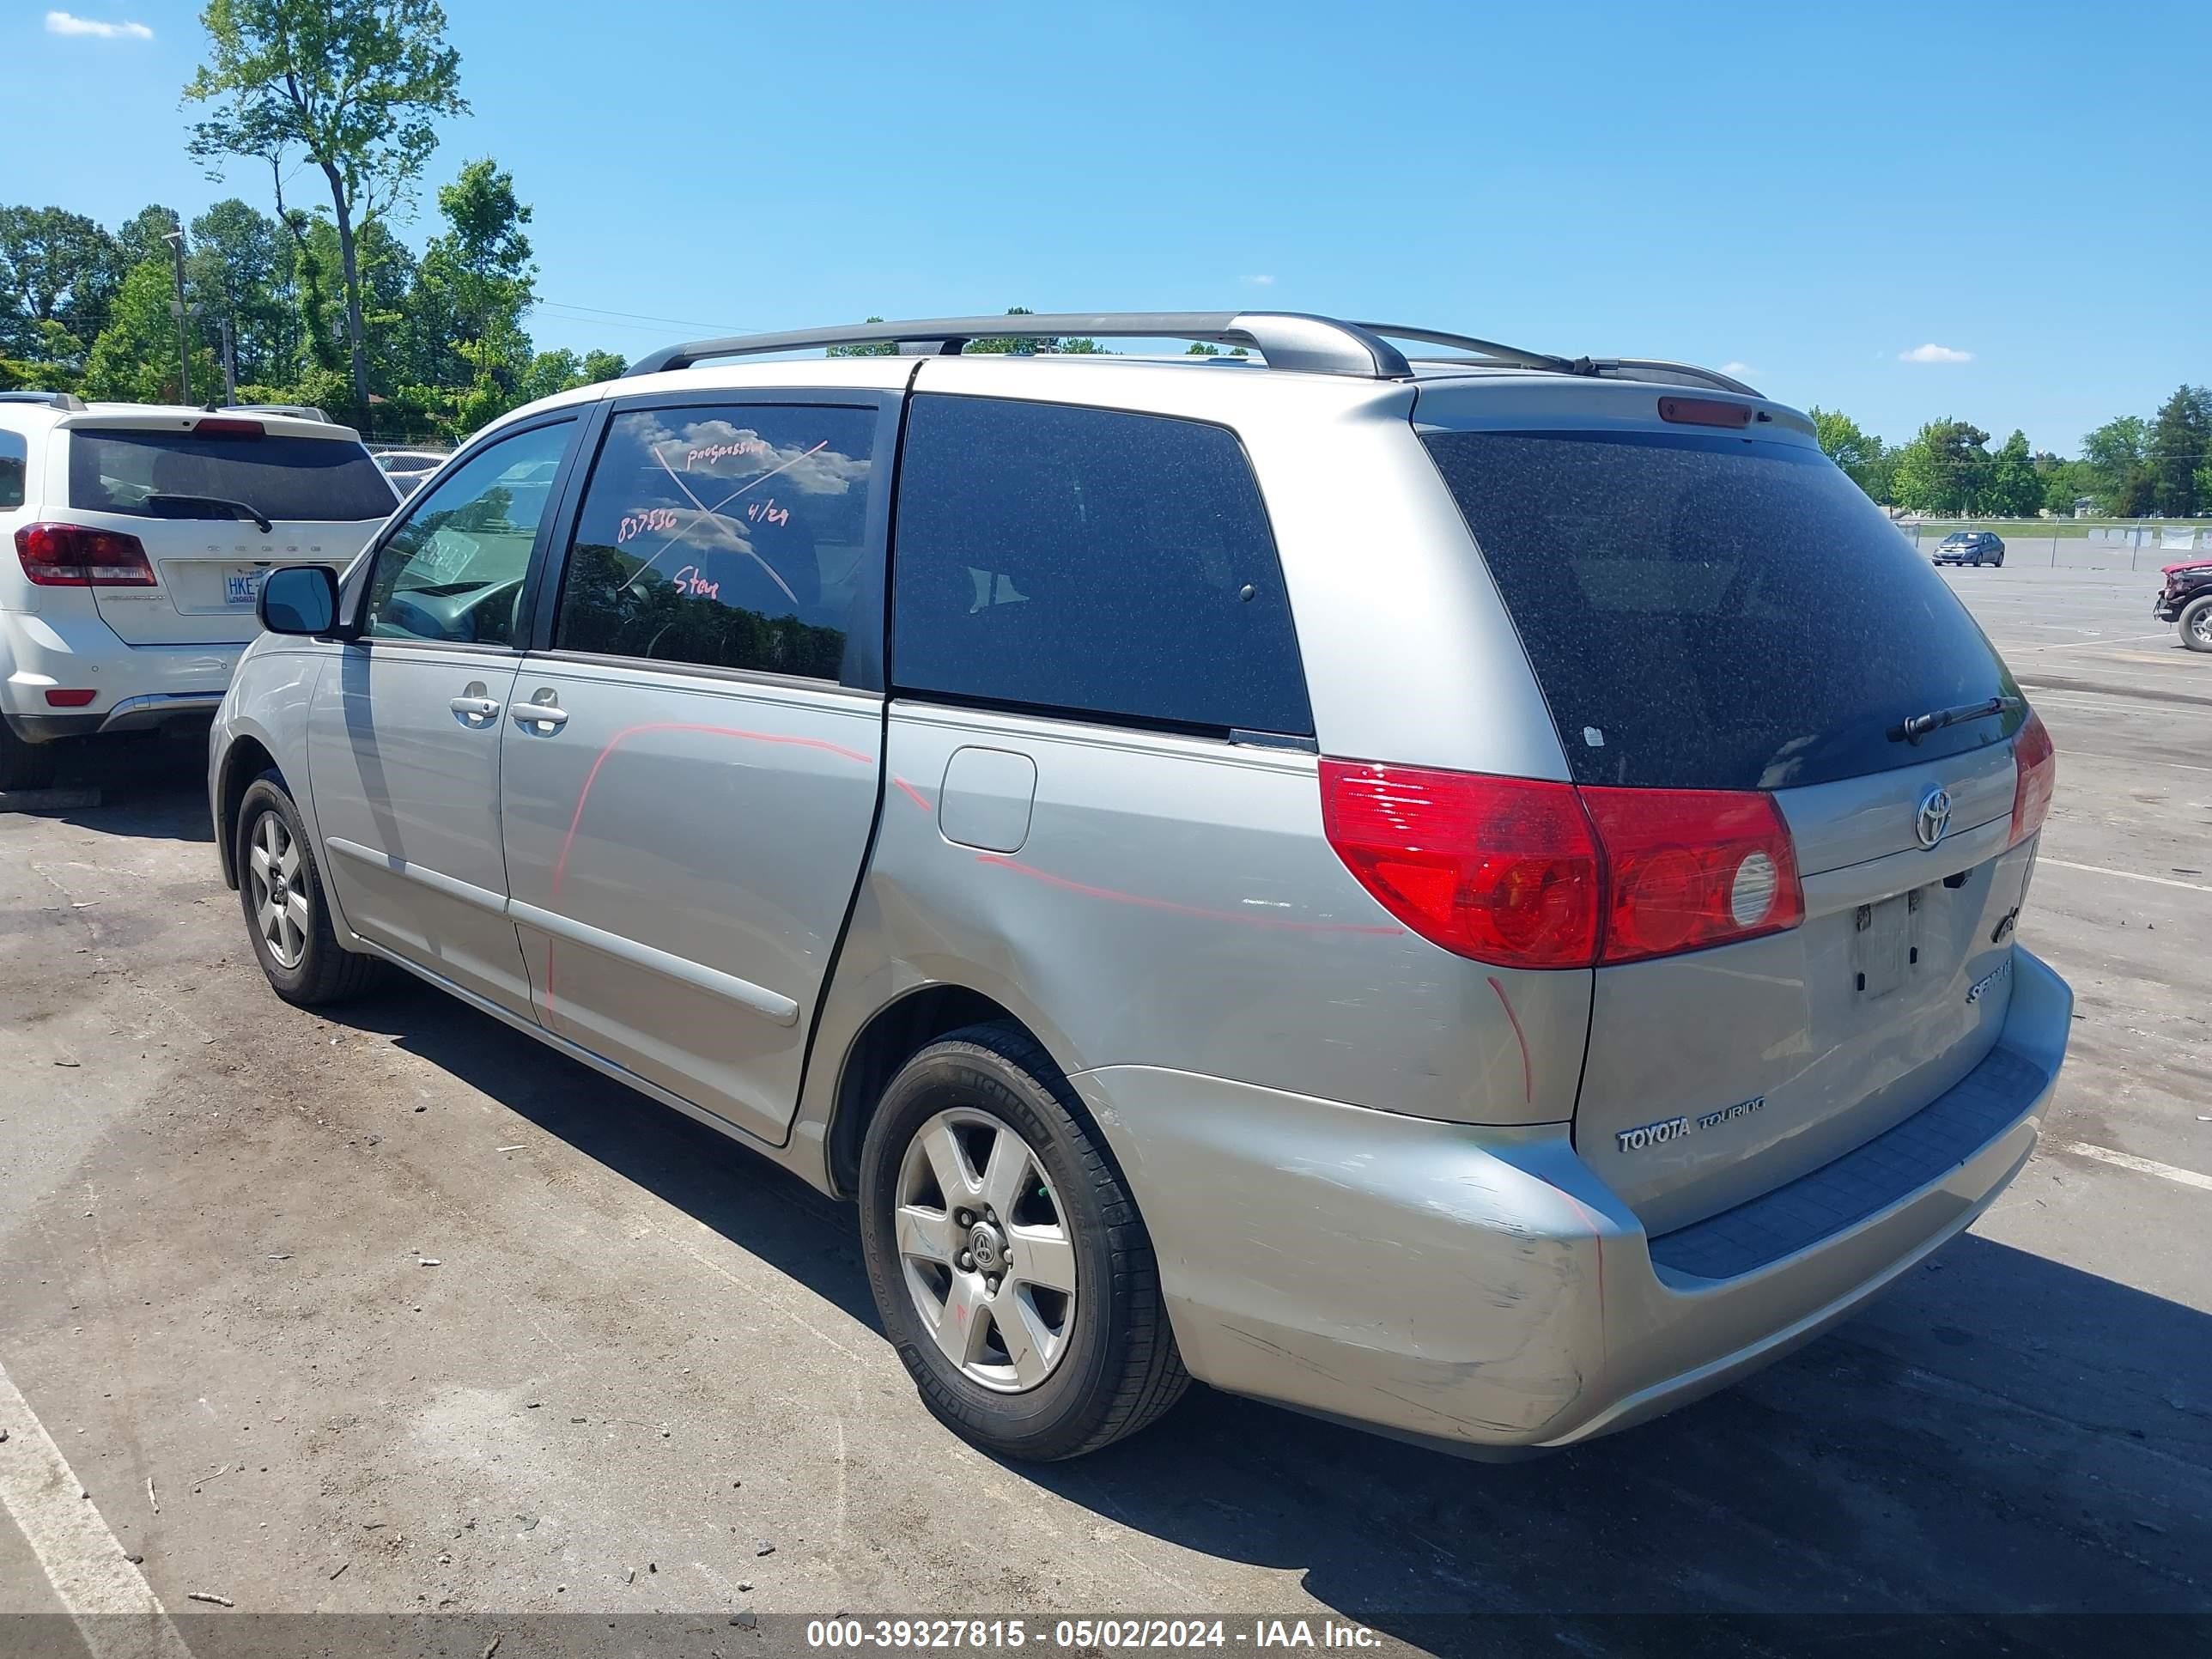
<box><xmin>0</xmin><ymin>392</ymin><xmax>398</xmax><ymax>789</ymax></box>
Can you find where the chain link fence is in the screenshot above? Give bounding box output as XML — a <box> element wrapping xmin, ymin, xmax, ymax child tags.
<box><xmin>1899</xmin><ymin>520</ymin><xmax>2211</xmax><ymax>572</ymax></box>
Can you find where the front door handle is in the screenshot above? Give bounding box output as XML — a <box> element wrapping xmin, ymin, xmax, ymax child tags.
<box><xmin>449</xmin><ymin>683</ymin><xmax>501</xmax><ymax>726</ymax></box>
<box><xmin>513</xmin><ymin>688</ymin><xmax>568</xmax><ymax>732</ymax></box>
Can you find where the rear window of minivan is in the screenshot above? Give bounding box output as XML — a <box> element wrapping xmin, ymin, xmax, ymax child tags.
<box><xmin>1420</xmin><ymin>428</ymin><xmax>2021</xmax><ymax>791</ymax></box>
<box><xmin>69</xmin><ymin>428</ymin><xmax>397</xmax><ymax>524</ymax></box>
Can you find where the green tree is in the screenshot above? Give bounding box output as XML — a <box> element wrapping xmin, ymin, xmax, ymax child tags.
<box><xmin>188</xmin><ymin>198</ymin><xmax>294</xmax><ymax>385</ymax></box>
<box><xmin>114</xmin><ymin>204</ymin><xmax>186</xmax><ymax>271</ymax></box>
<box><xmin>579</xmin><ymin>349</ymin><xmax>626</xmax><ymax>383</ymax></box>
<box><xmin>1806</xmin><ymin>404</ymin><xmax>1886</xmax><ymax>499</ymax></box>
<box><xmin>185</xmin><ymin>0</ymin><xmax>469</xmax><ymax>423</ymax></box>
<box><xmin>512</xmin><ymin>346</ymin><xmax>625</xmax><ymax>404</ymax></box>
<box><xmin>2038</xmin><ymin>456</ymin><xmax>2097</xmax><ymax>516</ymax></box>
<box><xmin>825</xmin><ymin>315</ymin><xmax>898</xmax><ymax>358</ymax></box>
<box><xmin>0</xmin><ymin>322</ymin><xmax>88</xmax><ymax>392</ymax></box>
<box><xmin>0</xmin><ymin>206</ymin><xmax>121</xmax><ymax>359</ymax></box>
<box><xmin>83</xmin><ymin>260</ymin><xmax>218</xmax><ymax>404</ymax></box>
<box><xmin>965</xmin><ymin>307</ymin><xmax>1104</xmax><ymax>355</ymax></box>
<box><xmin>1888</xmin><ymin>418</ymin><xmax>1990</xmax><ymax>514</ymax></box>
<box><xmin>413</xmin><ymin>158</ymin><xmax>535</xmax><ymax>391</ymax></box>
<box><xmin>2148</xmin><ymin>385</ymin><xmax>2212</xmax><ymax>518</ymax></box>
<box><xmin>2081</xmin><ymin>415</ymin><xmax>2152</xmax><ymax>516</ymax></box>
<box><xmin>1984</xmin><ymin>429</ymin><xmax>2042</xmax><ymax>518</ymax></box>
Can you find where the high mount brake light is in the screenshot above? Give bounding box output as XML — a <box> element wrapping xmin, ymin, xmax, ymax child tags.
<box><xmin>2008</xmin><ymin>710</ymin><xmax>2055</xmax><ymax>848</ymax></box>
<box><xmin>14</xmin><ymin>523</ymin><xmax>157</xmax><ymax>587</ymax></box>
<box><xmin>192</xmin><ymin>417</ymin><xmax>264</xmax><ymax>438</ymax></box>
<box><xmin>1320</xmin><ymin>761</ymin><xmax>1804</xmax><ymax>969</ymax></box>
<box><xmin>1657</xmin><ymin>396</ymin><xmax>1753</xmax><ymax>429</ymax></box>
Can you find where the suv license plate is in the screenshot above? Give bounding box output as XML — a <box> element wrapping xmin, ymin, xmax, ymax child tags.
<box><xmin>225</xmin><ymin>570</ymin><xmax>265</xmax><ymax>605</ymax></box>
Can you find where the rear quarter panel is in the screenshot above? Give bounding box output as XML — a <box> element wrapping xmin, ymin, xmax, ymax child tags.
<box><xmin>805</xmin><ymin>702</ymin><xmax>1589</xmax><ymax>1137</ymax></box>
<box><xmin>210</xmin><ymin>641</ymin><xmax>335</xmax><ymax>893</ymax></box>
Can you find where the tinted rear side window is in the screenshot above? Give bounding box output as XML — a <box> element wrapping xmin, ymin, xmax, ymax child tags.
<box><xmin>69</xmin><ymin>428</ymin><xmax>397</xmax><ymax>523</ymax></box>
<box><xmin>0</xmin><ymin>429</ymin><xmax>25</xmax><ymax>509</ymax></box>
<box><xmin>891</xmin><ymin>395</ymin><xmax>1311</xmax><ymax>736</ymax></box>
<box><xmin>554</xmin><ymin>404</ymin><xmax>878</xmax><ymax>682</ymax></box>
<box><xmin>1421</xmin><ymin>429</ymin><xmax>2021</xmax><ymax>790</ymax></box>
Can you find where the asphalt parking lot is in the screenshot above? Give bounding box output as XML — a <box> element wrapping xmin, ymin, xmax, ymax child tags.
<box><xmin>1</xmin><ymin>565</ymin><xmax>2207</xmax><ymax>1656</ymax></box>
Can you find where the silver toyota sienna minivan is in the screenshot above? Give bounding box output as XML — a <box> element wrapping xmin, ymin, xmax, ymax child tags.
<box><xmin>210</xmin><ymin>313</ymin><xmax>2069</xmax><ymax>1461</ymax></box>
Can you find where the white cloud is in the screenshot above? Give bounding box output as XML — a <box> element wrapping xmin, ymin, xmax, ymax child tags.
<box><xmin>46</xmin><ymin>10</ymin><xmax>153</xmax><ymax>38</ymax></box>
<box><xmin>1719</xmin><ymin>362</ymin><xmax>1759</xmax><ymax>379</ymax></box>
<box><xmin>1241</xmin><ymin>274</ymin><xmax>1275</xmax><ymax>286</ymax></box>
<box><xmin>1899</xmin><ymin>343</ymin><xmax>1972</xmax><ymax>364</ymax></box>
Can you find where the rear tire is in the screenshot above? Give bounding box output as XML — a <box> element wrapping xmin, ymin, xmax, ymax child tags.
<box><xmin>2182</xmin><ymin>594</ymin><xmax>2212</xmax><ymax>653</ymax></box>
<box><xmin>0</xmin><ymin>723</ymin><xmax>58</xmax><ymax>793</ymax></box>
<box><xmin>857</xmin><ymin>1021</ymin><xmax>1188</xmax><ymax>1460</ymax></box>
<box><xmin>236</xmin><ymin>773</ymin><xmax>385</xmax><ymax>1006</ymax></box>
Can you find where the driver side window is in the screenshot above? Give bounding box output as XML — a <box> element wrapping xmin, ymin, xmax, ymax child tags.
<box><xmin>364</xmin><ymin>421</ymin><xmax>574</xmax><ymax>644</ymax></box>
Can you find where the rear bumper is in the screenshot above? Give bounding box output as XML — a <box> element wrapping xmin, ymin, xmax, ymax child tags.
<box><xmin>2</xmin><ymin>610</ymin><xmax>240</xmax><ymax>744</ymax></box>
<box><xmin>1071</xmin><ymin>945</ymin><xmax>2070</xmax><ymax>1453</ymax></box>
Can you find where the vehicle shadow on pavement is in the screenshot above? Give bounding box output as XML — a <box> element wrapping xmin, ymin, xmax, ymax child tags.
<box><xmin>10</xmin><ymin>731</ymin><xmax>216</xmax><ymax>844</ymax></box>
<box><xmin>1022</xmin><ymin>1235</ymin><xmax>2211</xmax><ymax>1650</ymax></box>
<box><xmin>319</xmin><ymin>975</ymin><xmax>883</xmax><ymax>1333</ymax></box>
<box><xmin>320</xmin><ymin>980</ymin><xmax>2210</xmax><ymax>1653</ymax></box>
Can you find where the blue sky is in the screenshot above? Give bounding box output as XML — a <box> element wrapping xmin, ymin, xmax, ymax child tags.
<box><xmin>17</xmin><ymin>0</ymin><xmax>2209</xmax><ymax>451</ymax></box>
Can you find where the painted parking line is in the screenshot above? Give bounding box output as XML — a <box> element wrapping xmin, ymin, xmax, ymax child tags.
<box><xmin>2058</xmin><ymin>1142</ymin><xmax>2212</xmax><ymax>1194</ymax></box>
<box><xmin>2014</xmin><ymin>631</ymin><xmax>2179</xmax><ymax>652</ymax></box>
<box><xmin>0</xmin><ymin>1358</ymin><xmax>191</xmax><ymax>1658</ymax></box>
<box><xmin>2037</xmin><ymin>857</ymin><xmax>2212</xmax><ymax>896</ymax></box>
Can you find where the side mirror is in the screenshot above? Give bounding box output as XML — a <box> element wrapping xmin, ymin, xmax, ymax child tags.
<box><xmin>258</xmin><ymin>564</ymin><xmax>344</xmax><ymax>637</ymax></box>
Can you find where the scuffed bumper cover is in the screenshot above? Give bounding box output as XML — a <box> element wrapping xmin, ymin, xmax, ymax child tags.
<box><xmin>1069</xmin><ymin>946</ymin><xmax>2070</xmax><ymax>1451</ymax></box>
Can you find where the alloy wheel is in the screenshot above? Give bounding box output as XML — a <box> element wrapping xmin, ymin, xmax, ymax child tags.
<box><xmin>247</xmin><ymin>809</ymin><xmax>310</xmax><ymax>969</ymax></box>
<box><xmin>893</xmin><ymin>1108</ymin><xmax>1078</xmax><ymax>1393</ymax></box>
<box><xmin>2194</xmin><ymin>607</ymin><xmax>2212</xmax><ymax>647</ymax></box>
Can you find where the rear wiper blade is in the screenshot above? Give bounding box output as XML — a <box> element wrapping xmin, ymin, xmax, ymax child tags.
<box><xmin>1889</xmin><ymin>694</ymin><xmax>2021</xmax><ymax>744</ymax></box>
<box><xmin>145</xmin><ymin>493</ymin><xmax>273</xmax><ymax>533</ymax></box>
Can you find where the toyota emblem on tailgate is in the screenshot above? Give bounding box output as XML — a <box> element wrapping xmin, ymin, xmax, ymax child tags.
<box><xmin>1916</xmin><ymin>785</ymin><xmax>1953</xmax><ymax>849</ymax></box>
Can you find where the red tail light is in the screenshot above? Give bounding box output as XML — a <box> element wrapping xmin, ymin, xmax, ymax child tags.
<box><xmin>1580</xmin><ymin>787</ymin><xmax>1802</xmax><ymax>963</ymax></box>
<box><xmin>1319</xmin><ymin>761</ymin><xmax>1601</xmax><ymax>969</ymax></box>
<box><xmin>1321</xmin><ymin>761</ymin><xmax>1804</xmax><ymax>969</ymax></box>
<box><xmin>44</xmin><ymin>689</ymin><xmax>97</xmax><ymax>707</ymax></box>
<box><xmin>15</xmin><ymin>523</ymin><xmax>157</xmax><ymax>586</ymax></box>
<box><xmin>2008</xmin><ymin>710</ymin><xmax>2055</xmax><ymax>848</ymax></box>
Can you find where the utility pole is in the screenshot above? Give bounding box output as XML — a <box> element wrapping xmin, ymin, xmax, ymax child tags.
<box><xmin>161</xmin><ymin>220</ymin><xmax>192</xmax><ymax>406</ymax></box>
<box><xmin>219</xmin><ymin>316</ymin><xmax>237</xmax><ymax>405</ymax></box>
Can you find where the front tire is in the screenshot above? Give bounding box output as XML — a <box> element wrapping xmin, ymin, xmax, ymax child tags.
<box><xmin>235</xmin><ymin>773</ymin><xmax>384</xmax><ymax>1006</ymax></box>
<box><xmin>857</xmin><ymin>1022</ymin><xmax>1188</xmax><ymax>1460</ymax></box>
<box><xmin>2182</xmin><ymin>594</ymin><xmax>2212</xmax><ymax>653</ymax></box>
<box><xmin>0</xmin><ymin>722</ymin><xmax>58</xmax><ymax>793</ymax></box>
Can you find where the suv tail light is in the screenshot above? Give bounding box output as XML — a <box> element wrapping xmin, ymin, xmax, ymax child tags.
<box><xmin>1579</xmin><ymin>787</ymin><xmax>1802</xmax><ymax>963</ymax></box>
<box><xmin>2008</xmin><ymin>710</ymin><xmax>2055</xmax><ymax>848</ymax></box>
<box><xmin>1320</xmin><ymin>761</ymin><xmax>1804</xmax><ymax>969</ymax></box>
<box><xmin>1319</xmin><ymin>762</ymin><xmax>1601</xmax><ymax>969</ymax></box>
<box><xmin>15</xmin><ymin>523</ymin><xmax>157</xmax><ymax>586</ymax></box>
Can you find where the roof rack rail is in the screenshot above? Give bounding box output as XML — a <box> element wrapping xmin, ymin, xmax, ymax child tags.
<box><xmin>228</xmin><ymin>402</ymin><xmax>334</xmax><ymax>423</ymax></box>
<box><xmin>0</xmin><ymin>389</ymin><xmax>88</xmax><ymax>411</ymax></box>
<box><xmin>620</xmin><ymin>312</ymin><xmax>1760</xmax><ymax>396</ymax></box>
<box><xmin>625</xmin><ymin>313</ymin><xmax>1413</xmax><ymax>379</ymax></box>
<box><xmin>1576</xmin><ymin>358</ymin><xmax>1760</xmax><ymax>397</ymax></box>
<box><xmin>1352</xmin><ymin>323</ymin><xmax>1578</xmax><ymax>375</ymax></box>
<box><xmin>1358</xmin><ymin>325</ymin><xmax>1759</xmax><ymax>396</ymax></box>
